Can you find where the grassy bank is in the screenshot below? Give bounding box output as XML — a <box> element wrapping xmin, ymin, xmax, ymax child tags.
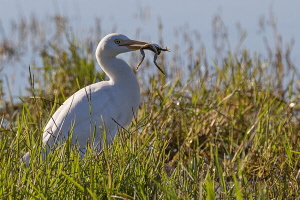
<box><xmin>0</xmin><ymin>15</ymin><xmax>299</xmax><ymax>199</ymax></box>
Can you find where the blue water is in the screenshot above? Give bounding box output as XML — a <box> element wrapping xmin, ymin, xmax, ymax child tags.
<box><xmin>1</xmin><ymin>0</ymin><xmax>300</xmax><ymax>103</ymax></box>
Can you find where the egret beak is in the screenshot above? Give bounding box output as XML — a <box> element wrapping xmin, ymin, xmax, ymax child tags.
<box><xmin>119</xmin><ymin>39</ymin><xmax>148</xmax><ymax>50</ymax></box>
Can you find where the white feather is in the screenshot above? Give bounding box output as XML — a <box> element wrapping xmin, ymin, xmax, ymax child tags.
<box><xmin>22</xmin><ymin>33</ymin><xmax>145</xmax><ymax>164</ymax></box>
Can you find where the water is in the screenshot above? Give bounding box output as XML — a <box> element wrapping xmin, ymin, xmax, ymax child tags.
<box><xmin>1</xmin><ymin>0</ymin><xmax>300</xmax><ymax>104</ymax></box>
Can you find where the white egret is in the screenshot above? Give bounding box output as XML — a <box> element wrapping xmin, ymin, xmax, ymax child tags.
<box><xmin>22</xmin><ymin>33</ymin><xmax>149</xmax><ymax>163</ymax></box>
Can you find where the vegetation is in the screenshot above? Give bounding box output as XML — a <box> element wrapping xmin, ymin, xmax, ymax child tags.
<box><xmin>0</xmin><ymin>14</ymin><xmax>299</xmax><ymax>199</ymax></box>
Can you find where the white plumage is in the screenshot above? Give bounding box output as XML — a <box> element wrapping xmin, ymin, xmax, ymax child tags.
<box><xmin>23</xmin><ymin>33</ymin><xmax>148</xmax><ymax>163</ymax></box>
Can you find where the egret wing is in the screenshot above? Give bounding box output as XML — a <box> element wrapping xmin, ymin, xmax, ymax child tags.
<box><xmin>42</xmin><ymin>82</ymin><xmax>120</xmax><ymax>148</ymax></box>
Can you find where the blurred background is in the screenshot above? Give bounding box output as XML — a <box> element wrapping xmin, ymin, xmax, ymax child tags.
<box><xmin>1</xmin><ymin>0</ymin><xmax>300</xmax><ymax>103</ymax></box>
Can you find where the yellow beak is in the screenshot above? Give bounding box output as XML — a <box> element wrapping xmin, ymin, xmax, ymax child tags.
<box><xmin>119</xmin><ymin>39</ymin><xmax>148</xmax><ymax>49</ymax></box>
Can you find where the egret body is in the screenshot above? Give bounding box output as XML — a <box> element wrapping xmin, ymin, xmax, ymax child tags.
<box><xmin>23</xmin><ymin>33</ymin><xmax>148</xmax><ymax>163</ymax></box>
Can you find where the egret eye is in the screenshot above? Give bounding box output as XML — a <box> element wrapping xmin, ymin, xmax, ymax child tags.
<box><xmin>114</xmin><ymin>39</ymin><xmax>121</xmax><ymax>45</ymax></box>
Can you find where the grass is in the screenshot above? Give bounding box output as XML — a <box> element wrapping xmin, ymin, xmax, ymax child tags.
<box><xmin>1</xmin><ymin>15</ymin><xmax>300</xmax><ymax>199</ymax></box>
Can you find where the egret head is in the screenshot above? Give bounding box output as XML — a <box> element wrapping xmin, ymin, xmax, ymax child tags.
<box><xmin>96</xmin><ymin>33</ymin><xmax>148</xmax><ymax>57</ymax></box>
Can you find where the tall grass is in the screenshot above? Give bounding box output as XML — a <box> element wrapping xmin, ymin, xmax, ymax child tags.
<box><xmin>0</xmin><ymin>14</ymin><xmax>299</xmax><ymax>199</ymax></box>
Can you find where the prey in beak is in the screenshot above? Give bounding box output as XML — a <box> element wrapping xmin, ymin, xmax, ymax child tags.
<box><xmin>137</xmin><ymin>43</ymin><xmax>170</xmax><ymax>75</ymax></box>
<box><xmin>116</xmin><ymin>39</ymin><xmax>170</xmax><ymax>75</ymax></box>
